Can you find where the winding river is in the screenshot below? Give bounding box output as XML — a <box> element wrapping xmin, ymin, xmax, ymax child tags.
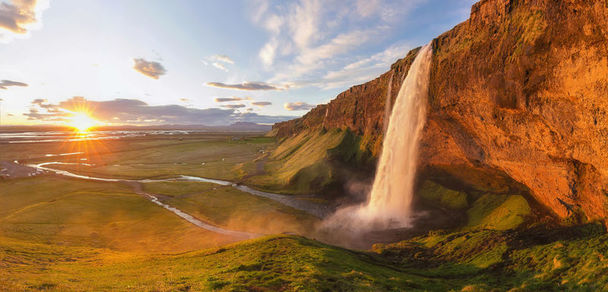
<box><xmin>27</xmin><ymin>162</ymin><xmax>330</xmax><ymax>238</ymax></box>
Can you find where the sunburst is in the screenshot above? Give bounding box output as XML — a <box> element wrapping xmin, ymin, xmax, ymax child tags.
<box><xmin>69</xmin><ymin>112</ymin><xmax>98</xmax><ymax>133</ymax></box>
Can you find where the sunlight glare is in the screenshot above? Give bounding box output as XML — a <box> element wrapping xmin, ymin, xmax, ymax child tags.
<box><xmin>70</xmin><ymin>112</ymin><xmax>98</xmax><ymax>133</ymax></box>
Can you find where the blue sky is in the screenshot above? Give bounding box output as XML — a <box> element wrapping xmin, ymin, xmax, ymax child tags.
<box><xmin>0</xmin><ymin>0</ymin><xmax>476</xmax><ymax>126</ymax></box>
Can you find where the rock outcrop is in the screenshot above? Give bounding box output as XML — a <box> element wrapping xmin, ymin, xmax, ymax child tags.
<box><xmin>272</xmin><ymin>0</ymin><xmax>608</xmax><ymax>224</ymax></box>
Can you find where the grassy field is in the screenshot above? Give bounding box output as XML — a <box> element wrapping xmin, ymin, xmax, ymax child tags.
<box><xmin>2</xmin><ymin>226</ymin><xmax>607</xmax><ymax>291</ymax></box>
<box><xmin>0</xmin><ymin>176</ymin><xmax>237</xmax><ymax>253</ymax></box>
<box><xmin>142</xmin><ymin>181</ymin><xmax>319</xmax><ymax>236</ymax></box>
<box><xmin>2</xmin><ymin>132</ymin><xmax>607</xmax><ymax>290</ymax></box>
<box><xmin>6</xmin><ymin>133</ymin><xmax>274</xmax><ymax>181</ymax></box>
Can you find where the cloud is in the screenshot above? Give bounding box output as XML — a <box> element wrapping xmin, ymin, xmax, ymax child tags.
<box><xmin>251</xmin><ymin>101</ymin><xmax>272</xmax><ymax>107</ymax></box>
<box><xmin>212</xmin><ymin>54</ymin><xmax>234</xmax><ymax>64</ymax></box>
<box><xmin>214</xmin><ymin>96</ymin><xmax>251</xmax><ymax>102</ymax></box>
<box><xmin>206</xmin><ymin>81</ymin><xmax>286</xmax><ymax>91</ymax></box>
<box><xmin>321</xmin><ymin>42</ymin><xmax>412</xmax><ymax>88</ymax></box>
<box><xmin>221</xmin><ymin>104</ymin><xmax>246</xmax><ymax>109</ymax></box>
<box><xmin>259</xmin><ymin>39</ymin><xmax>278</xmax><ymax>66</ymax></box>
<box><xmin>24</xmin><ymin>96</ymin><xmax>295</xmax><ymax>126</ymax></box>
<box><xmin>133</xmin><ymin>58</ymin><xmax>167</xmax><ymax>79</ymax></box>
<box><xmin>284</xmin><ymin>102</ymin><xmax>315</xmax><ymax>111</ymax></box>
<box><xmin>252</xmin><ymin>0</ymin><xmax>425</xmax><ymax>88</ymax></box>
<box><xmin>212</xmin><ymin>62</ymin><xmax>228</xmax><ymax>72</ymax></box>
<box><xmin>0</xmin><ymin>0</ymin><xmax>49</xmax><ymax>42</ymax></box>
<box><xmin>0</xmin><ymin>79</ymin><xmax>28</xmax><ymax>89</ymax></box>
<box><xmin>203</xmin><ymin>54</ymin><xmax>235</xmax><ymax>71</ymax></box>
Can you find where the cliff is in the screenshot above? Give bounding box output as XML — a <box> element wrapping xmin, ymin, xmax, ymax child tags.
<box><xmin>271</xmin><ymin>0</ymin><xmax>608</xmax><ymax>224</ymax></box>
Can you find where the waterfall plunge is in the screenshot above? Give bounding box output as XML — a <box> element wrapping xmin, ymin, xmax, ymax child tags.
<box><xmin>324</xmin><ymin>44</ymin><xmax>433</xmax><ymax>232</ymax></box>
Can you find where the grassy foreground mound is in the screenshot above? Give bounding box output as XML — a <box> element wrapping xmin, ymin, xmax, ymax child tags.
<box><xmin>2</xmin><ymin>224</ymin><xmax>607</xmax><ymax>291</ymax></box>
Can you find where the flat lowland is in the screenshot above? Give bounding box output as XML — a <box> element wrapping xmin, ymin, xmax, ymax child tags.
<box><xmin>2</xmin><ymin>133</ymin><xmax>608</xmax><ymax>291</ymax></box>
<box><xmin>3</xmin><ymin>133</ymin><xmax>274</xmax><ymax>181</ymax></box>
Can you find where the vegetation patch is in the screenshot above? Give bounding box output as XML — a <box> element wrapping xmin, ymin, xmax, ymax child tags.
<box><xmin>418</xmin><ymin>180</ymin><xmax>469</xmax><ymax>210</ymax></box>
<box><xmin>466</xmin><ymin>194</ymin><xmax>531</xmax><ymax>230</ymax></box>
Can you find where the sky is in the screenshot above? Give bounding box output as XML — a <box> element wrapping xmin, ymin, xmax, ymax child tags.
<box><xmin>0</xmin><ymin>0</ymin><xmax>477</xmax><ymax>126</ymax></box>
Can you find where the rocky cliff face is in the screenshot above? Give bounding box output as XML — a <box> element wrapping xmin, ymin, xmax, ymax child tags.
<box><xmin>273</xmin><ymin>48</ymin><xmax>421</xmax><ymax>157</ymax></box>
<box><xmin>272</xmin><ymin>0</ymin><xmax>608</xmax><ymax>224</ymax></box>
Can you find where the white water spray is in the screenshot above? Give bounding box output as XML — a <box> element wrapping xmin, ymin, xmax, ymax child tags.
<box><xmin>324</xmin><ymin>44</ymin><xmax>433</xmax><ymax>231</ymax></box>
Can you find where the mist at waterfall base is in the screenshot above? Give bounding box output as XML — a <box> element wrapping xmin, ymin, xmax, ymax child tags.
<box><xmin>319</xmin><ymin>45</ymin><xmax>433</xmax><ymax>245</ymax></box>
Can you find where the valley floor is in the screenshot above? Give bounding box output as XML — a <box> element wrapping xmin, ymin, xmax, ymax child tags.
<box><xmin>1</xmin><ymin>132</ymin><xmax>607</xmax><ymax>291</ymax></box>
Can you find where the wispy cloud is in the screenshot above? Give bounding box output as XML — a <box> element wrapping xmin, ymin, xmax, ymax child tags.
<box><xmin>133</xmin><ymin>58</ymin><xmax>167</xmax><ymax>79</ymax></box>
<box><xmin>252</xmin><ymin>0</ymin><xmax>425</xmax><ymax>88</ymax></box>
<box><xmin>0</xmin><ymin>79</ymin><xmax>28</xmax><ymax>89</ymax></box>
<box><xmin>206</xmin><ymin>81</ymin><xmax>286</xmax><ymax>91</ymax></box>
<box><xmin>284</xmin><ymin>102</ymin><xmax>315</xmax><ymax>111</ymax></box>
<box><xmin>252</xmin><ymin>101</ymin><xmax>272</xmax><ymax>107</ymax></box>
<box><xmin>24</xmin><ymin>97</ymin><xmax>295</xmax><ymax>125</ymax></box>
<box><xmin>214</xmin><ymin>96</ymin><xmax>251</xmax><ymax>102</ymax></box>
<box><xmin>221</xmin><ymin>104</ymin><xmax>246</xmax><ymax>109</ymax></box>
<box><xmin>321</xmin><ymin>42</ymin><xmax>412</xmax><ymax>89</ymax></box>
<box><xmin>0</xmin><ymin>0</ymin><xmax>49</xmax><ymax>42</ymax></box>
<box><xmin>212</xmin><ymin>62</ymin><xmax>228</xmax><ymax>72</ymax></box>
<box><xmin>212</xmin><ymin>54</ymin><xmax>234</xmax><ymax>64</ymax></box>
<box><xmin>203</xmin><ymin>54</ymin><xmax>235</xmax><ymax>72</ymax></box>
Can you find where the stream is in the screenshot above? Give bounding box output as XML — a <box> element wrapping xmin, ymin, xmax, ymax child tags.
<box><xmin>27</xmin><ymin>162</ymin><xmax>331</xmax><ymax>238</ymax></box>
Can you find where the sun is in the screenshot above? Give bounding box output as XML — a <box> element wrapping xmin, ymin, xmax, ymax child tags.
<box><xmin>70</xmin><ymin>112</ymin><xmax>98</xmax><ymax>133</ymax></box>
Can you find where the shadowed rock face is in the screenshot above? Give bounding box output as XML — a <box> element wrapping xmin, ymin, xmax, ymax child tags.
<box><xmin>272</xmin><ymin>0</ymin><xmax>608</xmax><ymax>224</ymax></box>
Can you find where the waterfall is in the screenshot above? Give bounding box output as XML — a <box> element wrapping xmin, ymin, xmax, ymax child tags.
<box><xmin>383</xmin><ymin>72</ymin><xmax>394</xmax><ymax>134</ymax></box>
<box><xmin>323</xmin><ymin>44</ymin><xmax>433</xmax><ymax>232</ymax></box>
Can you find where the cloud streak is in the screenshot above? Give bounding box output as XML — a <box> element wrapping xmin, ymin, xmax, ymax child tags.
<box><xmin>0</xmin><ymin>79</ymin><xmax>28</xmax><ymax>89</ymax></box>
<box><xmin>133</xmin><ymin>58</ymin><xmax>167</xmax><ymax>79</ymax></box>
<box><xmin>214</xmin><ymin>96</ymin><xmax>251</xmax><ymax>102</ymax></box>
<box><xmin>25</xmin><ymin>97</ymin><xmax>295</xmax><ymax>126</ymax></box>
<box><xmin>284</xmin><ymin>102</ymin><xmax>315</xmax><ymax>111</ymax></box>
<box><xmin>251</xmin><ymin>101</ymin><xmax>272</xmax><ymax>107</ymax></box>
<box><xmin>212</xmin><ymin>62</ymin><xmax>228</xmax><ymax>72</ymax></box>
<box><xmin>203</xmin><ymin>54</ymin><xmax>235</xmax><ymax>71</ymax></box>
<box><xmin>206</xmin><ymin>81</ymin><xmax>285</xmax><ymax>91</ymax></box>
<box><xmin>212</xmin><ymin>54</ymin><xmax>234</xmax><ymax>64</ymax></box>
<box><xmin>221</xmin><ymin>104</ymin><xmax>246</xmax><ymax>109</ymax></box>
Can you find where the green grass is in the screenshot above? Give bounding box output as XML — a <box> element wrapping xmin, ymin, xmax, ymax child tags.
<box><xmin>418</xmin><ymin>180</ymin><xmax>469</xmax><ymax>210</ymax></box>
<box><xmin>248</xmin><ymin>128</ymin><xmax>371</xmax><ymax>196</ymax></box>
<box><xmin>0</xmin><ymin>177</ymin><xmax>236</xmax><ymax>253</ymax></box>
<box><xmin>3</xmin><ymin>225</ymin><xmax>607</xmax><ymax>291</ymax></box>
<box><xmin>143</xmin><ymin>181</ymin><xmax>319</xmax><ymax>236</ymax></box>
<box><xmin>248</xmin><ymin>129</ymin><xmax>346</xmax><ymax>193</ymax></box>
<box><xmin>27</xmin><ymin>135</ymin><xmax>275</xmax><ymax>181</ymax></box>
<box><xmin>373</xmin><ymin>223</ymin><xmax>608</xmax><ymax>291</ymax></box>
<box><xmin>466</xmin><ymin>194</ymin><xmax>531</xmax><ymax>230</ymax></box>
<box><xmin>0</xmin><ymin>235</ymin><xmax>455</xmax><ymax>291</ymax></box>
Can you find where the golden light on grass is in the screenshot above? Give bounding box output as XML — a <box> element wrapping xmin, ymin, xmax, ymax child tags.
<box><xmin>69</xmin><ymin>112</ymin><xmax>98</xmax><ymax>133</ymax></box>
